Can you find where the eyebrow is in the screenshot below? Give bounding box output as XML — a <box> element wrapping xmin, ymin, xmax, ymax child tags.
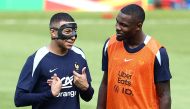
<box><xmin>116</xmin><ymin>18</ymin><xmax>128</xmax><ymax>26</ymax></box>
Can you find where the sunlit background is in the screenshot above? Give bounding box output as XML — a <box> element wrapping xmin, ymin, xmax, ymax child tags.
<box><xmin>0</xmin><ymin>0</ymin><xmax>190</xmax><ymax>109</ymax></box>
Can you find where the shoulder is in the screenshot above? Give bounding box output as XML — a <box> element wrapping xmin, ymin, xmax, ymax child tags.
<box><xmin>32</xmin><ymin>46</ymin><xmax>49</xmax><ymax>64</ymax></box>
<box><xmin>28</xmin><ymin>47</ymin><xmax>49</xmax><ymax>59</ymax></box>
<box><xmin>154</xmin><ymin>47</ymin><xmax>171</xmax><ymax>82</ymax></box>
<box><xmin>103</xmin><ymin>38</ymin><xmax>110</xmax><ymax>51</ymax></box>
<box><xmin>103</xmin><ymin>35</ymin><xmax>119</xmax><ymax>48</ymax></box>
<box><xmin>144</xmin><ymin>36</ymin><xmax>162</xmax><ymax>56</ymax></box>
<box><xmin>155</xmin><ymin>47</ymin><xmax>168</xmax><ymax>64</ymax></box>
<box><xmin>31</xmin><ymin>47</ymin><xmax>49</xmax><ymax>76</ymax></box>
<box><xmin>106</xmin><ymin>35</ymin><xmax>119</xmax><ymax>46</ymax></box>
<box><xmin>34</xmin><ymin>47</ymin><xmax>49</xmax><ymax>58</ymax></box>
<box><xmin>71</xmin><ymin>46</ymin><xmax>86</xmax><ymax>59</ymax></box>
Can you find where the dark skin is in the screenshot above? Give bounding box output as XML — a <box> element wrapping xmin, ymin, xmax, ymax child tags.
<box><xmin>115</xmin><ymin>12</ymin><xmax>146</xmax><ymax>48</ymax></box>
<box><xmin>97</xmin><ymin>71</ymin><xmax>107</xmax><ymax>109</ymax></box>
<box><xmin>156</xmin><ymin>81</ymin><xmax>171</xmax><ymax>109</ymax></box>
<box><xmin>97</xmin><ymin>12</ymin><xmax>171</xmax><ymax>109</ymax></box>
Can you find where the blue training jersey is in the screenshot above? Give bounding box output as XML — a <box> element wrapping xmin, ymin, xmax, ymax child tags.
<box><xmin>15</xmin><ymin>46</ymin><xmax>94</xmax><ymax>109</ymax></box>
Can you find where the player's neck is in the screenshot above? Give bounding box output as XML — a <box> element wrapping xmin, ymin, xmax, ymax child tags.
<box><xmin>48</xmin><ymin>43</ymin><xmax>68</xmax><ymax>56</ymax></box>
<box><xmin>124</xmin><ymin>32</ymin><xmax>146</xmax><ymax>49</ymax></box>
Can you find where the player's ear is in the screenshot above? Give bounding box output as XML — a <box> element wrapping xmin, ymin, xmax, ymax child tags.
<box><xmin>136</xmin><ymin>22</ymin><xmax>142</xmax><ymax>31</ymax></box>
<box><xmin>50</xmin><ymin>29</ymin><xmax>57</xmax><ymax>38</ymax></box>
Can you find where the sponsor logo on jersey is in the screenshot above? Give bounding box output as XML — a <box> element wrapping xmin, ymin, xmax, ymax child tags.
<box><xmin>124</xmin><ymin>58</ymin><xmax>133</xmax><ymax>62</ymax></box>
<box><xmin>57</xmin><ymin>91</ymin><xmax>76</xmax><ymax>98</ymax></box>
<box><xmin>61</xmin><ymin>76</ymin><xmax>73</xmax><ymax>89</ymax></box>
<box><xmin>49</xmin><ymin>68</ymin><xmax>58</xmax><ymax>73</ymax></box>
<box><xmin>114</xmin><ymin>70</ymin><xmax>133</xmax><ymax>96</ymax></box>
<box><xmin>57</xmin><ymin>76</ymin><xmax>76</xmax><ymax>98</ymax></box>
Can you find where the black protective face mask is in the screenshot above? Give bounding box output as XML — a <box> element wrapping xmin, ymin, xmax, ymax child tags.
<box><xmin>51</xmin><ymin>22</ymin><xmax>77</xmax><ymax>40</ymax></box>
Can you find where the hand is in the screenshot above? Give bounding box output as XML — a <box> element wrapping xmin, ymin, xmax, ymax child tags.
<box><xmin>73</xmin><ymin>67</ymin><xmax>89</xmax><ymax>91</ymax></box>
<box><xmin>47</xmin><ymin>73</ymin><xmax>62</xmax><ymax>97</ymax></box>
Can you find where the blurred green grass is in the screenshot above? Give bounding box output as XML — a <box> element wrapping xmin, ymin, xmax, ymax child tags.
<box><xmin>0</xmin><ymin>10</ymin><xmax>190</xmax><ymax>109</ymax></box>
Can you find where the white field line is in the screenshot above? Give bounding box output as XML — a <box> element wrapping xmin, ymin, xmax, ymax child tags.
<box><xmin>0</xmin><ymin>19</ymin><xmax>190</xmax><ymax>25</ymax></box>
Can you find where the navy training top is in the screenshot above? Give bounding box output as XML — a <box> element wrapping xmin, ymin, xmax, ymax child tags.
<box><xmin>14</xmin><ymin>46</ymin><xmax>94</xmax><ymax>109</ymax></box>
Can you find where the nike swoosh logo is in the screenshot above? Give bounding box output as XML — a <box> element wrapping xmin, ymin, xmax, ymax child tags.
<box><xmin>124</xmin><ymin>59</ymin><xmax>133</xmax><ymax>62</ymax></box>
<box><xmin>49</xmin><ymin>68</ymin><xmax>58</xmax><ymax>73</ymax></box>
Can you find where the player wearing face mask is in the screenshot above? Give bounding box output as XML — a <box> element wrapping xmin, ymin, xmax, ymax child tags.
<box><xmin>14</xmin><ymin>12</ymin><xmax>94</xmax><ymax>109</ymax></box>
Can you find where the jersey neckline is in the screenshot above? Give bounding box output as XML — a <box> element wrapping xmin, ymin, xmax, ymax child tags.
<box><xmin>123</xmin><ymin>35</ymin><xmax>151</xmax><ymax>53</ymax></box>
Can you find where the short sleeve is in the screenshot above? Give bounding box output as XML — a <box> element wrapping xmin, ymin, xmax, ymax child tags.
<box><xmin>154</xmin><ymin>47</ymin><xmax>172</xmax><ymax>83</ymax></box>
<box><xmin>102</xmin><ymin>38</ymin><xmax>110</xmax><ymax>72</ymax></box>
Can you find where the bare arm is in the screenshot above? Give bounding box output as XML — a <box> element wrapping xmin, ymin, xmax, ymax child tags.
<box><xmin>156</xmin><ymin>80</ymin><xmax>171</xmax><ymax>109</ymax></box>
<box><xmin>97</xmin><ymin>71</ymin><xmax>108</xmax><ymax>109</ymax></box>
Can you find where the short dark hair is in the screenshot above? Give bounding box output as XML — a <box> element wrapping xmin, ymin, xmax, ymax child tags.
<box><xmin>121</xmin><ymin>4</ymin><xmax>145</xmax><ymax>23</ymax></box>
<box><xmin>49</xmin><ymin>12</ymin><xmax>75</xmax><ymax>28</ymax></box>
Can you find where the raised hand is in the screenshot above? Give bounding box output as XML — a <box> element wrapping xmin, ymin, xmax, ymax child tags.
<box><xmin>47</xmin><ymin>73</ymin><xmax>62</xmax><ymax>97</ymax></box>
<box><xmin>73</xmin><ymin>67</ymin><xmax>89</xmax><ymax>91</ymax></box>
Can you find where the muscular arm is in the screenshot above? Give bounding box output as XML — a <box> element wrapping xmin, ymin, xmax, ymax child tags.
<box><xmin>97</xmin><ymin>38</ymin><xmax>109</xmax><ymax>109</ymax></box>
<box><xmin>156</xmin><ymin>80</ymin><xmax>171</xmax><ymax>109</ymax></box>
<box><xmin>97</xmin><ymin>71</ymin><xmax>108</xmax><ymax>109</ymax></box>
<box><xmin>154</xmin><ymin>47</ymin><xmax>172</xmax><ymax>109</ymax></box>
